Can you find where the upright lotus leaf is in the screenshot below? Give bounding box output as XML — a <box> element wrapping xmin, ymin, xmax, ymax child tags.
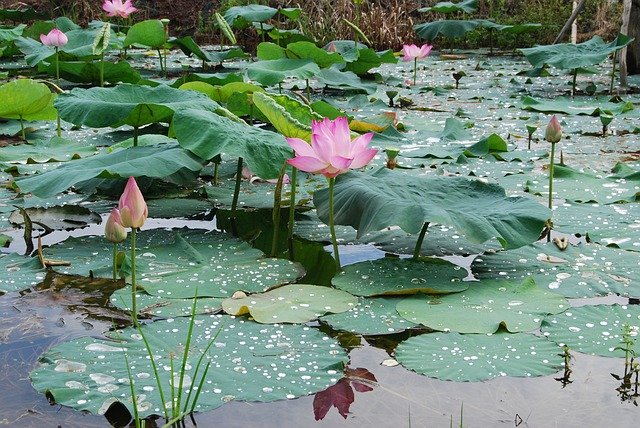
<box><xmin>41</xmin><ymin>60</ymin><xmax>141</xmax><ymax>84</ymax></box>
<box><xmin>519</xmin><ymin>34</ymin><xmax>633</xmax><ymax>70</ymax></box>
<box><xmin>418</xmin><ymin>0</ymin><xmax>478</xmax><ymax>14</ymax></box>
<box><xmin>246</xmin><ymin>58</ymin><xmax>321</xmax><ymax>87</ymax></box>
<box><xmin>15</xmin><ymin>142</ymin><xmax>204</xmax><ymax>197</ymax></box>
<box><xmin>314</xmin><ymin>169</ymin><xmax>550</xmax><ymax>249</ymax></box>
<box><xmin>395</xmin><ymin>331</ymin><xmax>562</xmax><ymax>382</ymax></box>
<box><xmin>0</xmin><ymin>79</ymin><xmax>57</xmax><ymax>121</ymax></box>
<box><xmin>342</xmin><ymin>48</ymin><xmax>397</xmax><ymax>76</ymax></box>
<box><xmin>30</xmin><ymin>315</ymin><xmax>348</xmax><ymax>417</ymax></box>
<box><xmin>414</xmin><ymin>20</ymin><xmax>482</xmax><ymax>41</ymax></box>
<box><xmin>171</xmin><ymin>72</ymin><xmax>244</xmax><ymax>88</ymax></box>
<box><xmin>169</xmin><ymin>36</ymin><xmax>246</xmax><ymax>64</ymax></box>
<box><xmin>54</xmin><ymin>84</ymin><xmax>219</xmax><ymax>129</ymax></box>
<box><xmin>0</xmin><ymin>23</ymin><xmax>25</xmax><ymax>42</ymax></box>
<box><xmin>332</xmin><ymin>257</ymin><xmax>468</xmax><ymax>296</ymax></box>
<box><xmin>472</xmin><ymin>242</ymin><xmax>640</xmax><ymax>298</ymax></box>
<box><xmin>286</xmin><ymin>41</ymin><xmax>345</xmax><ymax>68</ymax></box>
<box><xmin>252</xmin><ymin>91</ymin><xmax>320</xmax><ymax>141</ymax></box>
<box><xmin>222</xmin><ymin>284</ymin><xmax>357</xmax><ymax>324</ymax></box>
<box><xmin>0</xmin><ymin>252</ymin><xmax>47</xmax><ymax>293</ymax></box>
<box><xmin>524</xmin><ymin>164</ymin><xmax>640</xmax><ymax>204</ymax></box>
<box><xmin>316</xmin><ymin>67</ymin><xmax>377</xmax><ymax>94</ymax></box>
<box><xmin>541</xmin><ymin>304</ymin><xmax>640</xmax><ymax>358</ymax></box>
<box><xmin>320</xmin><ymin>297</ymin><xmax>419</xmax><ymax>335</ymax></box>
<box><xmin>397</xmin><ymin>277</ymin><xmax>569</xmax><ymax>334</ymax></box>
<box><xmin>224</xmin><ymin>4</ymin><xmax>278</xmax><ymax>28</ymax></box>
<box><xmin>521</xmin><ymin>96</ymin><xmax>634</xmax><ymax>116</ymax></box>
<box><xmin>123</xmin><ymin>19</ymin><xmax>165</xmax><ymax>48</ymax></box>
<box><xmin>172</xmin><ymin>108</ymin><xmax>292</xmax><ymax>179</ymax></box>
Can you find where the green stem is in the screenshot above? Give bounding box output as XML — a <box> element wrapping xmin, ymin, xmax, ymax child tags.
<box><xmin>230</xmin><ymin>157</ymin><xmax>243</xmax><ymax>237</ymax></box>
<box><xmin>133</xmin><ymin>126</ymin><xmax>139</xmax><ymax>147</ymax></box>
<box><xmin>112</xmin><ymin>242</ymin><xmax>117</xmax><ymax>281</ymax></box>
<box><xmin>260</xmin><ymin>22</ymin><xmax>265</xmax><ymax>43</ymax></box>
<box><xmin>131</xmin><ymin>227</ymin><xmax>138</xmax><ymax>327</ymax></box>
<box><xmin>609</xmin><ymin>51</ymin><xmax>617</xmax><ymax>95</ymax></box>
<box><xmin>100</xmin><ymin>51</ymin><xmax>105</xmax><ymax>87</ymax></box>
<box><xmin>287</xmin><ymin>167</ymin><xmax>298</xmax><ymax>261</ymax></box>
<box><xmin>56</xmin><ymin>114</ymin><xmax>61</xmax><ymax>138</ymax></box>
<box><xmin>571</xmin><ymin>69</ymin><xmax>577</xmax><ymax>97</ymax></box>
<box><xmin>270</xmin><ymin>161</ymin><xmax>287</xmax><ymax>257</ymax></box>
<box><xmin>157</xmin><ymin>49</ymin><xmax>164</xmax><ymax>75</ymax></box>
<box><xmin>412</xmin><ymin>222</ymin><xmax>430</xmax><ymax>260</ymax></box>
<box><xmin>55</xmin><ymin>47</ymin><xmax>60</xmax><ymax>83</ymax></box>
<box><xmin>136</xmin><ymin>325</ymin><xmax>170</xmax><ymax>421</ymax></box>
<box><xmin>19</xmin><ymin>115</ymin><xmax>25</xmax><ymax>141</ymax></box>
<box><xmin>213</xmin><ymin>161</ymin><xmax>219</xmax><ymax>186</ymax></box>
<box><xmin>328</xmin><ymin>177</ymin><xmax>341</xmax><ymax>270</ymax></box>
<box><xmin>305</xmin><ymin>79</ymin><xmax>310</xmax><ymax>103</ymax></box>
<box><xmin>121</xmin><ymin>343</ymin><xmax>141</xmax><ymax>427</ymax></box>
<box><xmin>548</xmin><ymin>142</ymin><xmax>556</xmax><ymax>210</ymax></box>
<box><xmin>413</xmin><ymin>57</ymin><xmax>417</xmax><ymax>86</ymax></box>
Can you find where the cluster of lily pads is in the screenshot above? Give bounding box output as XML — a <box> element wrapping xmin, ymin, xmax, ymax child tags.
<box><xmin>0</xmin><ymin>0</ymin><xmax>639</xmax><ymax>424</ymax></box>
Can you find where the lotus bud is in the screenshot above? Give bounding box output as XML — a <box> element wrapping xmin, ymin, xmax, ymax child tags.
<box><xmin>40</xmin><ymin>28</ymin><xmax>68</xmax><ymax>47</ymax></box>
<box><xmin>545</xmin><ymin>115</ymin><xmax>562</xmax><ymax>144</ymax></box>
<box><xmin>105</xmin><ymin>208</ymin><xmax>128</xmax><ymax>243</ymax></box>
<box><xmin>118</xmin><ymin>176</ymin><xmax>148</xmax><ymax>229</ymax></box>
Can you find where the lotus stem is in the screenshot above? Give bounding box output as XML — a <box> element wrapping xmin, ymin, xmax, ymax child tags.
<box><xmin>413</xmin><ymin>57</ymin><xmax>417</xmax><ymax>86</ymax></box>
<box><xmin>100</xmin><ymin>52</ymin><xmax>105</xmax><ymax>87</ymax></box>
<box><xmin>133</xmin><ymin>126</ymin><xmax>139</xmax><ymax>147</ymax></box>
<box><xmin>175</xmin><ymin>289</ymin><xmax>198</xmax><ymax>418</ymax></box>
<box><xmin>120</xmin><ymin>343</ymin><xmax>141</xmax><ymax>428</ymax></box>
<box><xmin>259</xmin><ymin>22</ymin><xmax>265</xmax><ymax>42</ymax></box>
<box><xmin>19</xmin><ymin>115</ymin><xmax>25</xmax><ymax>141</ymax></box>
<box><xmin>571</xmin><ymin>69</ymin><xmax>577</xmax><ymax>96</ymax></box>
<box><xmin>54</xmin><ymin>47</ymin><xmax>60</xmax><ymax>83</ymax></box>
<box><xmin>56</xmin><ymin>114</ymin><xmax>61</xmax><ymax>138</ymax></box>
<box><xmin>112</xmin><ymin>242</ymin><xmax>117</xmax><ymax>281</ymax></box>
<box><xmin>609</xmin><ymin>51</ymin><xmax>617</xmax><ymax>95</ymax></box>
<box><xmin>412</xmin><ymin>222</ymin><xmax>430</xmax><ymax>260</ymax></box>
<box><xmin>271</xmin><ymin>161</ymin><xmax>287</xmax><ymax>256</ymax></box>
<box><xmin>157</xmin><ymin>49</ymin><xmax>164</xmax><ymax>76</ymax></box>
<box><xmin>287</xmin><ymin>167</ymin><xmax>298</xmax><ymax>260</ymax></box>
<box><xmin>213</xmin><ymin>161</ymin><xmax>219</xmax><ymax>185</ymax></box>
<box><xmin>230</xmin><ymin>157</ymin><xmax>243</xmax><ymax>237</ymax></box>
<box><xmin>130</xmin><ymin>227</ymin><xmax>138</xmax><ymax>327</ymax></box>
<box><xmin>328</xmin><ymin>177</ymin><xmax>341</xmax><ymax>270</ymax></box>
<box><xmin>305</xmin><ymin>79</ymin><xmax>310</xmax><ymax>103</ymax></box>
<box><xmin>548</xmin><ymin>142</ymin><xmax>556</xmax><ymax>211</ymax></box>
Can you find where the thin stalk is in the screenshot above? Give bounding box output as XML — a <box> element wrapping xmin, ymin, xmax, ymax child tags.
<box><xmin>130</xmin><ymin>227</ymin><xmax>138</xmax><ymax>327</ymax></box>
<box><xmin>169</xmin><ymin>357</ymin><xmax>176</xmax><ymax>418</ymax></box>
<box><xmin>157</xmin><ymin>49</ymin><xmax>164</xmax><ymax>76</ymax></box>
<box><xmin>112</xmin><ymin>242</ymin><xmax>118</xmax><ymax>281</ymax></box>
<box><xmin>230</xmin><ymin>157</ymin><xmax>243</xmax><ymax>237</ymax></box>
<box><xmin>412</xmin><ymin>222</ymin><xmax>430</xmax><ymax>260</ymax></box>
<box><xmin>136</xmin><ymin>324</ymin><xmax>170</xmax><ymax>421</ymax></box>
<box><xmin>133</xmin><ymin>126</ymin><xmax>139</xmax><ymax>147</ymax></box>
<box><xmin>413</xmin><ymin>57</ymin><xmax>417</xmax><ymax>85</ymax></box>
<box><xmin>54</xmin><ymin>47</ymin><xmax>60</xmax><ymax>83</ymax></box>
<box><xmin>19</xmin><ymin>115</ymin><xmax>25</xmax><ymax>141</ymax></box>
<box><xmin>270</xmin><ymin>161</ymin><xmax>287</xmax><ymax>257</ymax></box>
<box><xmin>305</xmin><ymin>79</ymin><xmax>310</xmax><ymax>103</ymax></box>
<box><xmin>175</xmin><ymin>291</ymin><xmax>199</xmax><ymax>416</ymax></box>
<box><xmin>183</xmin><ymin>322</ymin><xmax>223</xmax><ymax>413</ymax></box>
<box><xmin>287</xmin><ymin>167</ymin><xmax>298</xmax><ymax>261</ymax></box>
<box><xmin>547</xmin><ymin>142</ymin><xmax>556</xmax><ymax>242</ymax></box>
<box><xmin>100</xmin><ymin>52</ymin><xmax>105</xmax><ymax>87</ymax></box>
<box><xmin>328</xmin><ymin>177</ymin><xmax>341</xmax><ymax>270</ymax></box>
<box><xmin>189</xmin><ymin>361</ymin><xmax>211</xmax><ymax>413</ymax></box>
<box><xmin>121</xmin><ymin>344</ymin><xmax>141</xmax><ymax>428</ymax></box>
<box><xmin>259</xmin><ymin>22</ymin><xmax>265</xmax><ymax>42</ymax></box>
<box><xmin>571</xmin><ymin>68</ymin><xmax>577</xmax><ymax>96</ymax></box>
<box><xmin>213</xmin><ymin>162</ymin><xmax>219</xmax><ymax>185</ymax></box>
<box><xmin>56</xmin><ymin>114</ymin><xmax>62</xmax><ymax>138</ymax></box>
<box><xmin>609</xmin><ymin>51</ymin><xmax>617</xmax><ymax>95</ymax></box>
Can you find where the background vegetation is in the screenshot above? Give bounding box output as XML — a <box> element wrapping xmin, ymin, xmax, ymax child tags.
<box><xmin>0</xmin><ymin>0</ymin><xmax>624</xmax><ymax>50</ymax></box>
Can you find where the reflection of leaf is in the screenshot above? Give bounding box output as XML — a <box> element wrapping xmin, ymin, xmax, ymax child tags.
<box><xmin>313</xmin><ymin>367</ymin><xmax>377</xmax><ymax>420</ymax></box>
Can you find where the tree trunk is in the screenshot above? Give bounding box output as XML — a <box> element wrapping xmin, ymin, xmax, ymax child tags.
<box><xmin>628</xmin><ymin>0</ymin><xmax>640</xmax><ymax>74</ymax></box>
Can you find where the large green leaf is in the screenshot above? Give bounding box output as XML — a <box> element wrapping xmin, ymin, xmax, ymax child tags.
<box><xmin>286</xmin><ymin>41</ymin><xmax>345</xmax><ymax>68</ymax></box>
<box><xmin>41</xmin><ymin>60</ymin><xmax>141</xmax><ymax>85</ymax></box>
<box><xmin>541</xmin><ymin>304</ymin><xmax>640</xmax><ymax>358</ymax></box>
<box><xmin>55</xmin><ymin>84</ymin><xmax>219</xmax><ymax>128</ymax></box>
<box><xmin>224</xmin><ymin>4</ymin><xmax>278</xmax><ymax>27</ymax></box>
<box><xmin>246</xmin><ymin>58</ymin><xmax>321</xmax><ymax>87</ymax></box>
<box><xmin>314</xmin><ymin>169</ymin><xmax>550</xmax><ymax>249</ymax></box>
<box><xmin>170</xmin><ymin>36</ymin><xmax>246</xmax><ymax>64</ymax></box>
<box><xmin>0</xmin><ymin>79</ymin><xmax>57</xmax><ymax>121</ymax></box>
<box><xmin>519</xmin><ymin>34</ymin><xmax>633</xmax><ymax>70</ymax></box>
<box><xmin>418</xmin><ymin>0</ymin><xmax>478</xmax><ymax>14</ymax></box>
<box><xmin>222</xmin><ymin>284</ymin><xmax>357</xmax><ymax>323</ymax></box>
<box><xmin>317</xmin><ymin>67</ymin><xmax>377</xmax><ymax>94</ymax></box>
<box><xmin>414</xmin><ymin>19</ymin><xmax>482</xmax><ymax>41</ymax></box>
<box><xmin>397</xmin><ymin>277</ymin><xmax>568</xmax><ymax>333</ymax></box>
<box><xmin>472</xmin><ymin>242</ymin><xmax>640</xmax><ymax>298</ymax></box>
<box><xmin>331</xmin><ymin>257</ymin><xmax>468</xmax><ymax>296</ymax></box>
<box><xmin>30</xmin><ymin>315</ymin><xmax>348</xmax><ymax>417</ymax></box>
<box><xmin>395</xmin><ymin>331</ymin><xmax>562</xmax><ymax>382</ymax></box>
<box><xmin>342</xmin><ymin>48</ymin><xmax>397</xmax><ymax>76</ymax></box>
<box><xmin>252</xmin><ymin>92</ymin><xmax>317</xmax><ymax>141</ymax></box>
<box><xmin>172</xmin><ymin>108</ymin><xmax>292</xmax><ymax>179</ymax></box>
<box><xmin>320</xmin><ymin>297</ymin><xmax>419</xmax><ymax>335</ymax></box>
<box><xmin>123</xmin><ymin>19</ymin><xmax>165</xmax><ymax>48</ymax></box>
<box><xmin>15</xmin><ymin>142</ymin><xmax>204</xmax><ymax>197</ymax></box>
<box><xmin>521</xmin><ymin>96</ymin><xmax>634</xmax><ymax>116</ymax></box>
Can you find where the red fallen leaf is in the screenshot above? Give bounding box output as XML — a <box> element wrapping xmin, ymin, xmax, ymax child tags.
<box><xmin>313</xmin><ymin>378</ymin><xmax>354</xmax><ymax>420</ymax></box>
<box><xmin>345</xmin><ymin>367</ymin><xmax>377</xmax><ymax>383</ymax></box>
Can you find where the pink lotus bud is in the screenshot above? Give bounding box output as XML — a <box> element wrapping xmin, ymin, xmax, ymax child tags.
<box><xmin>40</xmin><ymin>28</ymin><xmax>68</xmax><ymax>47</ymax></box>
<box><xmin>105</xmin><ymin>208</ymin><xmax>128</xmax><ymax>243</ymax></box>
<box><xmin>118</xmin><ymin>176</ymin><xmax>148</xmax><ymax>229</ymax></box>
<box><xmin>545</xmin><ymin>115</ymin><xmax>562</xmax><ymax>144</ymax></box>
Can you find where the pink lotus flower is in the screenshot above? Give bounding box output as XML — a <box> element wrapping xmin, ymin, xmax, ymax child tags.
<box><xmin>39</xmin><ymin>28</ymin><xmax>68</xmax><ymax>47</ymax></box>
<box><xmin>286</xmin><ymin>117</ymin><xmax>378</xmax><ymax>178</ymax></box>
<box><xmin>118</xmin><ymin>176</ymin><xmax>148</xmax><ymax>229</ymax></box>
<box><xmin>545</xmin><ymin>115</ymin><xmax>562</xmax><ymax>144</ymax></box>
<box><xmin>105</xmin><ymin>208</ymin><xmax>128</xmax><ymax>243</ymax></box>
<box><xmin>402</xmin><ymin>44</ymin><xmax>432</xmax><ymax>62</ymax></box>
<box><xmin>102</xmin><ymin>0</ymin><xmax>138</xmax><ymax>18</ymax></box>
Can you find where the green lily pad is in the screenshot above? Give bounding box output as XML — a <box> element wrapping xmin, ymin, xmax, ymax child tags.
<box><xmin>222</xmin><ymin>284</ymin><xmax>357</xmax><ymax>324</ymax></box>
<box><xmin>332</xmin><ymin>257</ymin><xmax>468</xmax><ymax>296</ymax></box>
<box><xmin>541</xmin><ymin>304</ymin><xmax>640</xmax><ymax>358</ymax></box>
<box><xmin>320</xmin><ymin>297</ymin><xmax>418</xmax><ymax>335</ymax></box>
<box><xmin>15</xmin><ymin>142</ymin><xmax>204</xmax><ymax>198</ymax></box>
<box><xmin>246</xmin><ymin>58</ymin><xmax>321</xmax><ymax>87</ymax></box>
<box><xmin>9</xmin><ymin>205</ymin><xmax>101</xmax><ymax>230</ymax></box>
<box><xmin>47</xmin><ymin>228</ymin><xmax>304</xmax><ymax>299</ymax></box>
<box><xmin>472</xmin><ymin>242</ymin><xmax>640</xmax><ymax>298</ymax></box>
<box><xmin>0</xmin><ymin>136</ymin><xmax>97</xmax><ymax>163</ymax></box>
<box><xmin>30</xmin><ymin>315</ymin><xmax>348</xmax><ymax>417</ymax></box>
<box><xmin>419</xmin><ymin>0</ymin><xmax>477</xmax><ymax>14</ymax></box>
<box><xmin>525</xmin><ymin>164</ymin><xmax>640</xmax><ymax>204</ymax></box>
<box><xmin>171</xmin><ymin>36</ymin><xmax>246</xmax><ymax>64</ymax></box>
<box><xmin>314</xmin><ymin>169</ymin><xmax>550</xmax><ymax>249</ymax></box>
<box><xmin>0</xmin><ymin>252</ymin><xmax>46</xmax><ymax>293</ymax></box>
<box><xmin>395</xmin><ymin>331</ymin><xmax>562</xmax><ymax>382</ymax></box>
<box><xmin>110</xmin><ymin>288</ymin><xmax>223</xmax><ymax>318</ymax></box>
<box><xmin>316</xmin><ymin>67</ymin><xmax>377</xmax><ymax>94</ymax></box>
<box><xmin>55</xmin><ymin>84</ymin><xmax>219</xmax><ymax>129</ymax></box>
<box><xmin>414</xmin><ymin>19</ymin><xmax>482</xmax><ymax>41</ymax></box>
<box><xmin>397</xmin><ymin>277</ymin><xmax>568</xmax><ymax>334</ymax></box>
<box><xmin>522</xmin><ymin>96</ymin><xmax>634</xmax><ymax>116</ymax></box>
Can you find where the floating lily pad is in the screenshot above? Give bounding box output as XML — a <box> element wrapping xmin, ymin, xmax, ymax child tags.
<box><xmin>521</xmin><ymin>96</ymin><xmax>634</xmax><ymax>116</ymax></box>
<box><xmin>110</xmin><ymin>288</ymin><xmax>223</xmax><ymax>318</ymax></box>
<box><xmin>30</xmin><ymin>315</ymin><xmax>348</xmax><ymax>417</ymax></box>
<box><xmin>472</xmin><ymin>242</ymin><xmax>640</xmax><ymax>298</ymax></box>
<box><xmin>0</xmin><ymin>252</ymin><xmax>46</xmax><ymax>293</ymax></box>
<box><xmin>47</xmin><ymin>228</ymin><xmax>304</xmax><ymax>299</ymax></box>
<box><xmin>222</xmin><ymin>284</ymin><xmax>357</xmax><ymax>324</ymax></box>
<box><xmin>332</xmin><ymin>257</ymin><xmax>467</xmax><ymax>296</ymax></box>
<box><xmin>0</xmin><ymin>137</ymin><xmax>97</xmax><ymax>163</ymax></box>
<box><xmin>246</xmin><ymin>58</ymin><xmax>321</xmax><ymax>87</ymax></box>
<box><xmin>541</xmin><ymin>304</ymin><xmax>640</xmax><ymax>358</ymax></box>
<box><xmin>395</xmin><ymin>331</ymin><xmax>562</xmax><ymax>382</ymax></box>
<box><xmin>397</xmin><ymin>277</ymin><xmax>568</xmax><ymax>334</ymax></box>
<box><xmin>9</xmin><ymin>205</ymin><xmax>101</xmax><ymax>230</ymax></box>
<box><xmin>320</xmin><ymin>297</ymin><xmax>418</xmax><ymax>335</ymax></box>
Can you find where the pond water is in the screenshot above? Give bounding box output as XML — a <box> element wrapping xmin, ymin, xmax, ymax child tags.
<box><xmin>1</xmin><ymin>45</ymin><xmax>640</xmax><ymax>427</ymax></box>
